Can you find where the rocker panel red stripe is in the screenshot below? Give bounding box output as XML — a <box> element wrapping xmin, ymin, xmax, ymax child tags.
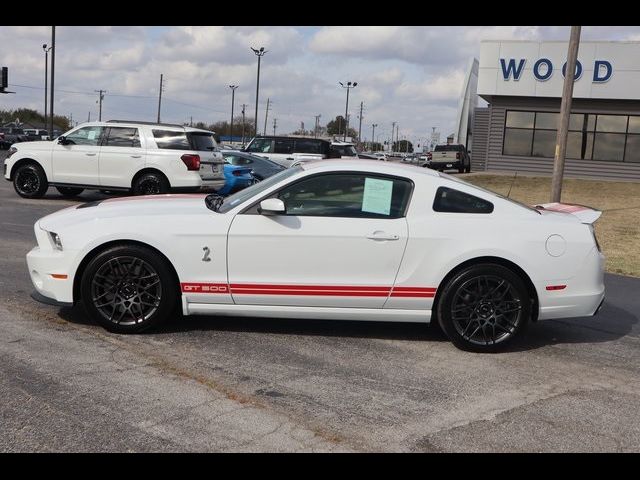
<box><xmin>182</xmin><ymin>282</ymin><xmax>437</xmax><ymax>297</ymax></box>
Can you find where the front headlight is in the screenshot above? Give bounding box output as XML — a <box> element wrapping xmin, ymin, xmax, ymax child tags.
<box><xmin>7</xmin><ymin>146</ymin><xmax>17</xmax><ymax>158</ymax></box>
<box><xmin>48</xmin><ymin>231</ymin><xmax>63</xmax><ymax>251</ymax></box>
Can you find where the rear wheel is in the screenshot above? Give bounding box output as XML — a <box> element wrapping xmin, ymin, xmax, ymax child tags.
<box><xmin>13</xmin><ymin>163</ymin><xmax>48</xmax><ymax>198</ymax></box>
<box><xmin>437</xmin><ymin>264</ymin><xmax>531</xmax><ymax>352</ymax></box>
<box><xmin>132</xmin><ymin>172</ymin><xmax>169</xmax><ymax>195</ymax></box>
<box><xmin>80</xmin><ymin>244</ymin><xmax>178</xmax><ymax>333</ymax></box>
<box><xmin>56</xmin><ymin>186</ymin><xmax>84</xmax><ymax>197</ymax></box>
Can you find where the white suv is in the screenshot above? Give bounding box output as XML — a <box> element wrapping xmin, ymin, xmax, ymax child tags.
<box><xmin>3</xmin><ymin>120</ymin><xmax>226</xmax><ymax>198</ymax></box>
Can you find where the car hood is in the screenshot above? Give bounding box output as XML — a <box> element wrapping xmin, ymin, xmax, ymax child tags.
<box><xmin>38</xmin><ymin>194</ymin><xmax>212</xmax><ymax>231</ymax></box>
<box><xmin>15</xmin><ymin>140</ymin><xmax>53</xmax><ymax>150</ymax></box>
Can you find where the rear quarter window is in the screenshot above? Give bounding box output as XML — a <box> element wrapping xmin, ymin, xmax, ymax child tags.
<box><xmin>433</xmin><ymin>186</ymin><xmax>494</xmax><ymax>214</ymax></box>
<box><xmin>152</xmin><ymin>129</ymin><xmax>191</xmax><ymax>150</ymax></box>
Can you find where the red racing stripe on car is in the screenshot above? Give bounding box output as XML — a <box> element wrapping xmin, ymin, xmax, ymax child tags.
<box><xmin>182</xmin><ymin>283</ymin><xmax>437</xmax><ymax>297</ymax></box>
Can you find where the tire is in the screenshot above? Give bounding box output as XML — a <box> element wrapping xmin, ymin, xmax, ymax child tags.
<box><xmin>80</xmin><ymin>244</ymin><xmax>178</xmax><ymax>333</ymax></box>
<box><xmin>56</xmin><ymin>186</ymin><xmax>84</xmax><ymax>197</ymax></box>
<box><xmin>436</xmin><ymin>263</ymin><xmax>531</xmax><ymax>353</ymax></box>
<box><xmin>458</xmin><ymin>165</ymin><xmax>465</xmax><ymax>173</ymax></box>
<box><xmin>13</xmin><ymin>162</ymin><xmax>48</xmax><ymax>198</ymax></box>
<box><xmin>132</xmin><ymin>172</ymin><xmax>170</xmax><ymax>195</ymax></box>
<box><xmin>465</xmin><ymin>164</ymin><xmax>471</xmax><ymax>173</ymax></box>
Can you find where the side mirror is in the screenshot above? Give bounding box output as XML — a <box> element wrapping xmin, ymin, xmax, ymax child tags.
<box><xmin>258</xmin><ymin>198</ymin><xmax>285</xmax><ymax>215</ymax></box>
<box><xmin>57</xmin><ymin>136</ymin><xmax>67</xmax><ymax>145</ymax></box>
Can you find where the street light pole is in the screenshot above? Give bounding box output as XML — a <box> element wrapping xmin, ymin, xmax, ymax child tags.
<box><xmin>49</xmin><ymin>26</ymin><xmax>55</xmax><ymax>136</ymax></box>
<box><xmin>42</xmin><ymin>44</ymin><xmax>51</xmax><ymax>130</ymax></box>
<box><xmin>251</xmin><ymin>47</ymin><xmax>267</xmax><ymax>137</ymax></box>
<box><xmin>339</xmin><ymin>81</ymin><xmax>357</xmax><ymax>142</ymax></box>
<box><xmin>551</xmin><ymin>26</ymin><xmax>582</xmax><ymax>203</ymax></box>
<box><xmin>229</xmin><ymin>85</ymin><xmax>238</xmax><ymax>144</ymax></box>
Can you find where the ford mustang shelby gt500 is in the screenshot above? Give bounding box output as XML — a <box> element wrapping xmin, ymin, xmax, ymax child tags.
<box><xmin>26</xmin><ymin>160</ymin><xmax>605</xmax><ymax>352</ymax></box>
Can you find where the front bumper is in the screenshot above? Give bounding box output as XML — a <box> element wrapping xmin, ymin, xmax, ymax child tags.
<box><xmin>429</xmin><ymin>161</ymin><xmax>462</xmax><ymax>170</ymax></box>
<box><xmin>26</xmin><ymin>246</ymin><xmax>75</xmax><ymax>305</ymax></box>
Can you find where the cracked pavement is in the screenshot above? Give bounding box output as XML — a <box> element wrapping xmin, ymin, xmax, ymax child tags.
<box><xmin>1</xmin><ymin>152</ymin><xmax>639</xmax><ymax>452</ymax></box>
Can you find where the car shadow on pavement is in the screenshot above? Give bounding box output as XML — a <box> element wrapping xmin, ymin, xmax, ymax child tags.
<box><xmin>57</xmin><ymin>301</ymin><xmax>637</xmax><ymax>350</ymax></box>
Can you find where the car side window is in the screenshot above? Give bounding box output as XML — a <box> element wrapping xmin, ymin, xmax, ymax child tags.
<box><xmin>64</xmin><ymin>126</ymin><xmax>104</xmax><ymax>146</ymax></box>
<box><xmin>433</xmin><ymin>187</ymin><xmax>494</xmax><ymax>213</ymax></box>
<box><xmin>274</xmin><ymin>139</ymin><xmax>294</xmax><ymax>154</ymax></box>
<box><xmin>294</xmin><ymin>139</ymin><xmax>322</xmax><ymax>154</ymax></box>
<box><xmin>273</xmin><ymin>173</ymin><xmax>412</xmax><ymax>218</ymax></box>
<box><xmin>104</xmin><ymin>127</ymin><xmax>141</xmax><ymax>148</ymax></box>
<box><xmin>152</xmin><ymin>129</ymin><xmax>191</xmax><ymax>150</ymax></box>
<box><xmin>246</xmin><ymin>138</ymin><xmax>273</xmax><ymax>153</ymax></box>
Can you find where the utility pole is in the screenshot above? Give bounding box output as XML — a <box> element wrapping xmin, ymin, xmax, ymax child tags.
<box><xmin>241</xmin><ymin>103</ymin><xmax>247</xmax><ymax>147</ymax></box>
<box><xmin>263</xmin><ymin>97</ymin><xmax>270</xmax><ymax>136</ymax></box>
<box><xmin>49</xmin><ymin>26</ymin><xmax>55</xmax><ymax>136</ymax></box>
<box><xmin>157</xmin><ymin>74</ymin><xmax>164</xmax><ymax>123</ymax></box>
<box><xmin>551</xmin><ymin>26</ymin><xmax>581</xmax><ymax>203</ymax></box>
<box><xmin>87</xmin><ymin>111</ymin><xmax>90</xmax><ymax>122</ymax></box>
<box><xmin>391</xmin><ymin>121</ymin><xmax>396</xmax><ymax>153</ymax></box>
<box><xmin>273</xmin><ymin>117</ymin><xmax>277</xmax><ymax>136</ymax></box>
<box><xmin>371</xmin><ymin>123</ymin><xmax>377</xmax><ymax>152</ymax></box>
<box><xmin>43</xmin><ymin>44</ymin><xmax>51</xmax><ymax>130</ymax></box>
<box><xmin>314</xmin><ymin>114</ymin><xmax>321</xmax><ymax>138</ymax></box>
<box><xmin>229</xmin><ymin>85</ymin><xmax>238</xmax><ymax>144</ymax></box>
<box><xmin>357</xmin><ymin>101</ymin><xmax>363</xmax><ymax>146</ymax></box>
<box><xmin>95</xmin><ymin>90</ymin><xmax>106</xmax><ymax>121</ymax></box>
<box><xmin>190</xmin><ymin>116</ymin><xmax>193</xmax><ymax>127</ymax></box>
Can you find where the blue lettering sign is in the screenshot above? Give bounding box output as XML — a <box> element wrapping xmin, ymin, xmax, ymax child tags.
<box><xmin>500</xmin><ymin>58</ymin><xmax>526</xmax><ymax>81</ymax></box>
<box><xmin>533</xmin><ymin>58</ymin><xmax>553</xmax><ymax>81</ymax></box>
<box><xmin>562</xmin><ymin>60</ymin><xmax>583</xmax><ymax>80</ymax></box>
<box><xmin>593</xmin><ymin>60</ymin><xmax>612</xmax><ymax>82</ymax></box>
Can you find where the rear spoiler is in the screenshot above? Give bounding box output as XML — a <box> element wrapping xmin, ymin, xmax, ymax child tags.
<box><xmin>533</xmin><ymin>202</ymin><xmax>602</xmax><ymax>224</ymax></box>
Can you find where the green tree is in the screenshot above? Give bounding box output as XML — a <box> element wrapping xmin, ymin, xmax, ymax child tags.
<box><xmin>0</xmin><ymin>108</ymin><xmax>69</xmax><ymax>131</ymax></box>
<box><xmin>326</xmin><ymin>115</ymin><xmax>357</xmax><ymax>138</ymax></box>
<box><xmin>392</xmin><ymin>140</ymin><xmax>413</xmax><ymax>153</ymax></box>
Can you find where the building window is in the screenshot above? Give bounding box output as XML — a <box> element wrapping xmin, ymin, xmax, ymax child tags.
<box><xmin>503</xmin><ymin>110</ymin><xmax>639</xmax><ymax>163</ymax></box>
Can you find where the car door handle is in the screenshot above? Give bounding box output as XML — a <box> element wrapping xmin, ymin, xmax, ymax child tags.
<box><xmin>85</xmin><ymin>153</ymin><xmax>97</xmax><ymax>156</ymax></box>
<box><xmin>130</xmin><ymin>155</ymin><xmax>142</xmax><ymax>158</ymax></box>
<box><xmin>366</xmin><ymin>232</ymin><xmax>399</xmax><ymax>241</ymax></box>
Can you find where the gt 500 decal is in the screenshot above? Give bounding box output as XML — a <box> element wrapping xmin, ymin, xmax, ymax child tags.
<box><xmin>181</xmin><ymin>283</ymin><xmax>229</xmax><ymax>293</ymax></box>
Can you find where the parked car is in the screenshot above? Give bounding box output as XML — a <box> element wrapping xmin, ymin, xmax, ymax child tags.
<box><xmin>217</xmin><ymin>162</ymin><xmax>254</xmax><ymax>196</ymax></box>
<box><xmin>0</xmin><ymin>126</ymin><xmax>28</xmax><ymax>147</ymax></box>
<box><xmin>426</xmin><ymin>144</ymin><xmax>471</xmax><ymax>173</ymax></box>
<box><xmin>221</xmin><ymin>150</ymin><xmax>285</xmax><ymax>181</ymax></box>
<box><xmin>243</xmin><ymin>135</ymin><xmax>338</xmax><ymax>168</ymax></box>
<box><xmin>26</xmin><ymin>160</ymin><xmax>605</xmax><ymax>353</ymax></box>
<box><xmin>23</xmin><ymin>128</ymin><xmax>50</xmax><ymax>141</ymax></box>
<box><xmin>373</xmin><ymin>152</ymin><xmax>389</xmax><ymax>161</ymax></box>
<box><xmin>3</xmin><ymin>120</ymin><xmax>226</xmax><ymax>198</ymax></box>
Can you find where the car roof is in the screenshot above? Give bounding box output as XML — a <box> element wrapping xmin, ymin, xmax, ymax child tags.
<box><xmin>300</xmin><ymin>158</ymin><xmax>440</xmax><ymax>177</ymax></box>
<box><xmin>72</xmin><ymin>121</ymin><xmax>213</xmax><ymax>134</ymax></box>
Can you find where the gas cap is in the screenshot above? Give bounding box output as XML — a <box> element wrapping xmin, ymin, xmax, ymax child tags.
<box><xmin>545</xmin><ymin>234</ymin><xmax>566</xmax><ymax>257</ymax></box>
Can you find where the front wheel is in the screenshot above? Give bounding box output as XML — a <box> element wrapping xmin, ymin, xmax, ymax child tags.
<box><xmin>13</xmin><ymin>163</ymin><xmax>48</xmax><ymax>198</ymax></box>
<box><xmin>436</xmin><ymin>264</ymin><xmax>531</xmax><ymax>352</ymax></box>
<box><xmin>80</xmin><ymin>244</ymin><xmax>178</xmax><ymax>333</ymax></box>
<box><xmin>56</xmin><ymin>186</ymin><xmax>84</xmax><ymax>197</ymax></box>
<box><xmin>132</xmin><ymin>172</ymin><xmax>169</xmax><ymax>195</ymax></box>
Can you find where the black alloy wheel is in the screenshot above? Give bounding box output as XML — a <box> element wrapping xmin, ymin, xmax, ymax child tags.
<box><xmin>13</xmin><ymin>163</ymin><xmax>48</xmax><ymax>198</ymax></box>
<box><xmin>133</xmin><ymin>172</ymin><xmax>169</xmax><ymax>195</ymax></box>
<box><xmin>81</xmin><ymin>245</ymin><xmax>178</xmax><ymax>333</ymax></box>
<box><xmin>437</xmin><ymin>264</ymin><xmax>531</xmax><ymax>352</ymax></box>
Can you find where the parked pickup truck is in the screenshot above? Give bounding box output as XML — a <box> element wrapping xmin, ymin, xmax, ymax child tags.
<box><xmin>426</xmin><ymin>144</ymin><xmax>470</xmax><ymax>173</ymax></box>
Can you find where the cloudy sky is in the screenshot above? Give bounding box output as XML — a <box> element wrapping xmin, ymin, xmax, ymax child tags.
<box><xmin>2</xmin><ymin>26</ymin><xmax>640</xmax><ymax>145</ymax></box>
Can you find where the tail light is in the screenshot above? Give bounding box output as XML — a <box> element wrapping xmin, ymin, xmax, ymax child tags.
<box><xmin>181</xmin><ymin>154</ymin><xmax>200</xmax><ymax>171</ymax></box>
<box><xmin>427</xmin><ymin>152</ymin><xmax>432</xmax><ymax>160</ymax></box>
<box><xmin>232</xmin><ymin>169</ymin><xmax>250</xmax><ymax>177</ymax></box>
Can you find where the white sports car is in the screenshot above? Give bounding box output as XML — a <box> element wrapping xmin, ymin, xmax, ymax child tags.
<box><xmin>26</xmin><ymin>160</ymin><xmax>605</xmax><ymax>352</ymax></box>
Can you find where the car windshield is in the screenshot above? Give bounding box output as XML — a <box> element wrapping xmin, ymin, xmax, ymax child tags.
<box><xmin>334</xmin><ymin>145</ymin><xmax>358</xmax><ymax>156</ymax></box>
<box><xmin>215</xmin><ymin>166</ymin><xmax>302</xmax><ymax>213</ymax></box>
<box><xmin>437</xmin><ymin>172</ymin><xmax>541</xmax><ymax>214</ymax></box>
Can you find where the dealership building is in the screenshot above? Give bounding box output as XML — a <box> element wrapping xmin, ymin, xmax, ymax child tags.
<box><xmin>461</xmin><ymin>40</ymin><xmax>640</xmax><ymax>181</ymax></box>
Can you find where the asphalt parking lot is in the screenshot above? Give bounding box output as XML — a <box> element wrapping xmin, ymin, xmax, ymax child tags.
<box><xmin>1</xmin><ymin>151</ymin><xmax>639</xmax><ymax>452</ymax></box>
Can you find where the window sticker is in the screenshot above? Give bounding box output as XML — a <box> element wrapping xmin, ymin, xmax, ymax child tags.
<box><xmin>362</xmin><ymin>177</ymin><xmax>393</xmax><ymax>215</ymax></box>
<box><xmin>87</xmin><ymin>130</ymin><xmax>97</xmax><ymax>140</ymax></box>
